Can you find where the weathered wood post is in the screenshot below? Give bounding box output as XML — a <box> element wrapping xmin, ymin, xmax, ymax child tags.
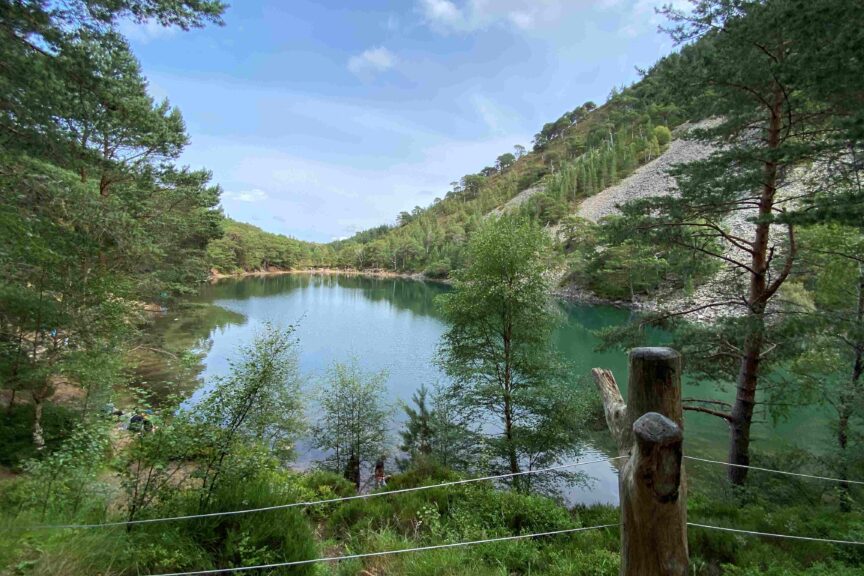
<box><xmin>592</xmin><ymin>347</ymin><xmax>688</xmax><ymax>576</ymax></box>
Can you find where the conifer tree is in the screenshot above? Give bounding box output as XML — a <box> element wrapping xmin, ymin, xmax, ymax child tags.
<box><xmin>620</xmin><ymin>0</ymin><xmax>864</xmax><ymax>484</ymax></box>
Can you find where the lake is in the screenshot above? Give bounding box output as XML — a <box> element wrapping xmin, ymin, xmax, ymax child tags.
<box><xmin>143</xmin><ymin>273</ymin><xmax>828</xmax><ymax>505</ymax></box>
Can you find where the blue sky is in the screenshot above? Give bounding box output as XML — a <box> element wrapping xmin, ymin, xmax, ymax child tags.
<box><xmin>123</xmin><ymin>0</ymin><xmax>680</xmax><ymax>242</ymax></box>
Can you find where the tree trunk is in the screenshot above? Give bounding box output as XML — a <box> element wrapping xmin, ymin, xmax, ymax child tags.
<box><xmin>32</xmin><ymin>390</ymin><xmax>46</xmax><ymax>451</ymax></box>
<box><xmin>502</xmin><ymin>322</ymin><xmax>521</xmax><ymax>489</ymax></box>
<box><xmin>729</xmin><ymin>324</ymin><xmax>764</xmax><ymax>485</ymax></box>
<box><xmin>728</xmin><ymin>86</ymin><xmax>784</xmax><ymax>486</ymax></box>
<box><xmin>503</xmin><ymin>392</ymin><xmax>520</xmax><ymax>489</ymax></box>
<box><xmin>838</xmin><ymin>405</ymin><xmax>852</xmax><ymax>511</ymax></box>
<box><xmin>593</xmin><ymin>347</ymin><xmax>688</xmax><ymax>576</ymax></box>
<box><xmin>840</xmin><ymin>268</ymin><xmax>864</xmax><ymax>511</ymax></box>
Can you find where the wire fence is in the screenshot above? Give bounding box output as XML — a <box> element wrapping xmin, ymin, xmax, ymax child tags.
<box><xmin>24</xmin><ymin>453</ymin><xmax>864</xmax><ymax>531</ymax></box>
<box><xmin>146</xmin><ymin>524</ymin><xmax>620</xmax><ymax>576</ymax></box>
<box><xmin>684</xmin><ymin>455</ymin><xmax>864</xmax><ymax>485</ymax></box>
<box><xmin>144</xmin><ymin>520</ymin><xmax>864</xmax><ymax>576</ymax></box>
<box><xmin>687</xmin><ymin>523</ymin><xmax>864</xmax><ymax>546</ymax></box>
<box><xmin>17</xmin><ymin>451</ymin><xmax>864</xmax><ymax>575</ymax></box>
<box><xmin>26</xmin><ymin>455</ymin><xmax>628</xmax><ymax>530</ymax></box>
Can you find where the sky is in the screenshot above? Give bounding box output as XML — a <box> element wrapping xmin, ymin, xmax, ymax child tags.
<box><xmin>123</xmin><ymin>0</ymin><xmax>681</xmax><ymax>242</ymax></box>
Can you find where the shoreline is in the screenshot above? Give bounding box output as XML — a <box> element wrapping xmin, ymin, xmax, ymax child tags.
<box><xmin>209</xmin><ymin>267</ymin><xmax>449</xmax><ymax>284</ymax></box>
<box><xmin>552</xmin><ymin>284</ymin><xmax>638</xmax><ymax>309</ymax></box>
<box><xmin>208</xmin><ymin>268</ymin><xmax>709</xmax><ymax>317</ymax></box>
<box><xmin>209</xmin><ymin>266</ymin><xmax>643</xmax><ymax>309</ymax></box>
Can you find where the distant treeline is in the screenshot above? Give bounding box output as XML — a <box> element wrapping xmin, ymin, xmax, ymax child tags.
<box><xmin>206</xmin><ymin>42</ymin><xmax>702</xmax><ymax>278</ymax></box>
<box><xmin>207</xmin><ymin>219</ymin><xmax>326</xmax><ymax>273</ymax></box>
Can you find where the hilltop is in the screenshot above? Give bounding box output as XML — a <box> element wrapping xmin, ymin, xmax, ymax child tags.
<box><xmin>209</xmin><ymin>40</ymin><xmax>717</xmax><ymax>307</ymax></box>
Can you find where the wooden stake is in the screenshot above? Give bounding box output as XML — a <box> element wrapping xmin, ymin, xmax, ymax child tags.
<box><xmin>592</xmin><ymin>347</ymin><xmax>688</xmax><ymax>576</ymax></box>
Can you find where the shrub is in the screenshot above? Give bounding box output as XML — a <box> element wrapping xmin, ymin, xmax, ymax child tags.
<box><xmin>653</xmin><ymin>125</ymin><xmax>672</xmax><ymax>147</ymax></box>
<box><xmin>424</xmin><ymin>260</ymin><xmax>451</xmax><ymax>279</ymax></box>
<box><xmin>160</xmin><ymin>471</ymin><xmax>319</xmax><ymax>575</ymax></box>
<box><xmin>0</xmin><ymin>404</ymin><xmax>79</xmax><ymax>469</ymax></box>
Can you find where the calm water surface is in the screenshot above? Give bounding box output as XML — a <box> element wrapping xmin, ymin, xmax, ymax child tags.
<box><xmin>146</xmin><ymin>274</ymin><xmax>826</xmax><ymax>505</ymax></box>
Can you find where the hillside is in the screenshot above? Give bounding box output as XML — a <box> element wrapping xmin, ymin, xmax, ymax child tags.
<box><xmin>207</xmin><ymin>218</ymin><xmax>324</xmax><ymax>274</ymax></box>
<box><xmin>5</xmin><ymin>2</ymin><xmax>864</xmax><ymax>575</ymax></box>
<box><xmin>575</xmin><ymin>120</ymin><xmax>716</xmax><ymax>222</ymax></box>
<box><xmin>212</xmin><ymin>43</ymin><xmax>709</xmax><ymax>284</ymax></box>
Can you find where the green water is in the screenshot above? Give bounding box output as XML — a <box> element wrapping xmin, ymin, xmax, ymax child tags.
<box><xmin>144</xmin><ymin>274</ymin><xmax>830</xmax><ymax>504</ymax></box>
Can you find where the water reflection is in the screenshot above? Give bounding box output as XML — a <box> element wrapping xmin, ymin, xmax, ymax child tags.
<box><xmin>139</xmin><ymin>273</ymin><xmax>824</xmax><ymax>506</ymax></box>
<box><xmin>196</xmin><ymin>274</ymin><xmax>446</xmax><ymax>319</ymax></box>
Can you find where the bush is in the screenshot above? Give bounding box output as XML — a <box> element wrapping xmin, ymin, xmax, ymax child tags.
<box><xmin>424</xmin><ymin>260</ymin><xmax>451</xmax><ymax>279</ymax></box>
<box><xmin>517</xmin><ymin>165</ymin><xmax>548</xmax><ymax>191</ymax></box>
<box><xmin>300</xmin><ymin>469</ymin><xmax>356</xmax><ymax>498</ymax></box>
<box><xmin>169</xmin><ymin>472</ymin><xmax>319</xmax><ymax>575</ymax></box>
<box><xmin>585</xmin><ymin>242</ymin><xmax>669</xmax><ymax>300</ymax></box>
<box><xmin>0</xmin><ymin>404</ymin><xmax>79</xmax><ymax>469</ymax></box>
<box><xmin>653</xmin><ymin>125</ymin><xmax>672</xmax><ymax>147</ymax></box>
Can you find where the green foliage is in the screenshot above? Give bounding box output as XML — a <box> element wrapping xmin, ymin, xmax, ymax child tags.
<box><xmin>585</xmin><ymin>241</ymin><xmax>670</xmax><ymax>301</ymax></box>
<box><xmin>0</xmin><ymin>404</ymin><xmax>79</xmax><ymax>469</ymax></box>
<box><xmin>207</xmin><ymin>219</ymin><xmax>317</xmax><ymax>273</ymax></box>
<box><xmin>20</xmin><ymin>421</ymin><xmax>112</xmax><ymax>520</ymax></box>
<box><xmin>316</xmin><ymin>63</ymin><xmax>700</xmax><ymax>274</ymax></box>
<box><xmin>190</xmin><ymin>324</ymin><xmax>306</xmax><ymax>505</ymax></box>
<box><xmin>594</xmin><ymin>0</ymin><xmax>864</xmax><ymax>484</ymax></box>
<box><xmin>686</xmin><ymin>489</ymin><xmax>864</xmax><ymax>576</ymax></box>
<box><xmin>423</xmin><ymin>259</ymin><xmax>452</xmax><ymax>279</ymax></box>
<box><xmin>3</xmin><ymin>2</ymin><xmax>864</xmax><ymax>575</ymax></box>
<box><xmin>172</xmin><ymin>471</ymin><xmax>318</xmax><ymax>575</ymax></box>
<box><xmin>311</xmin><ymin>359</ymin><xmax>392</xmax><ymax>487</ymax></box>
<box><xmin>398</xmin><ymin>385</ymin><xmax>434</xmax><ymax>468</ymax></box>
<box><xmin>0</xmin><ymin>0</ymin><xmax>226</xmax><ymax>459</ymax></box>
<box><xmin>653</xmin><ymin>125</ymin><xmax>671</xmax><ymax>147</ymax></box>
<box><xmin>563</xmin><ymin>217</ymin><xmax>720</xmax><ymax>301</ymax></box>
<box><xmin>781</xmin><ymin>224</ymin><xmax>864</xmax><ymax>506</ymax></box>
<box><xmin>437</xmin><ymin>216</ymin><xmax>586</xmax><ymax>491</ymax></box>
<box><xmin>397</xmin><ymin>382</ymin><xmax>482</xmax><ymax>473</ymax></box>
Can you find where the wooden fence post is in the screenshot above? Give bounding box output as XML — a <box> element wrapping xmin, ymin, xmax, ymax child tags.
<box><xmin>592</xmin><ymin>347</ymin><xmax>688</xmax><ymax>576</ymax></box>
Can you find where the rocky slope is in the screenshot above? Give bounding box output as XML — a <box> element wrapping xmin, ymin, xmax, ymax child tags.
<box><xmin>487</xmin><ymin>184</ymin><xmax>546</xmax><ymax>218</ymax></box>
<box><xmin>577</xmin><ymin>121</ymin><xmax>717</xmax><ymax>222</ymax></box>
<box><xmin>560</xmin><ymin>119</ymin><xmax>798</xmax><ymax>323</ymax></box>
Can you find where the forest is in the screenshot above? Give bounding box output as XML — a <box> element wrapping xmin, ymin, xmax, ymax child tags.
<box><xmin>1</xmin><ymin>0</ymin><xmax>864</xmax><ymax>575</ymax></box>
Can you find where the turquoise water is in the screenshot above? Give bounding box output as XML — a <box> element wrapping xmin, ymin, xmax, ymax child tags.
<box><xmin>146</xmin><ymin>273</ymin><xmax>827</xmax><ymax>505</ymax></box>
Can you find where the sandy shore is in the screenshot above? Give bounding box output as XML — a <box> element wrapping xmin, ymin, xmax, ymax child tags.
<box><xmin>209</xmin><ymin>267</ymin><xmax>446</xmax><ymax>283</ymax></box>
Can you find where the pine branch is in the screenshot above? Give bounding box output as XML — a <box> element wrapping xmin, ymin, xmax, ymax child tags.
<box><xmin>668</xmin><ymin>238</ymin><xmax>757</xmax><ymax>276</ymax></box>
<box><xmin>683</xmin><ymin>404</ymin><xmax>732</xmax><ymax>421</ymax></box>
<box><xmin>682</xmin><ymin>398</ymin><xmax>732</xmax><ymax>408</ymax></box>
<box><xmin>638</xmin><ymin>300</ymin><xmax>742</xmax><ymax>327</ymax></box>
<box><xmin>763</xmin><ymin>223</ymin><xmax>796</xmax><ymax>301</ymax></box>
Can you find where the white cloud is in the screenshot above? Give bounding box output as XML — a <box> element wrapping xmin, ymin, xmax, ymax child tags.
<box><xmin>620</xmin><ymin>0</ymin><xmax>692</xmax><ymax>36</ymax></box>
<box><xmin>384</xmin><ymin>14</ymin><xmax>400</xmax><ymax>31</ymax></box>
<box><xmin>420</xmin><ymin>0</ymin><xmax>464</xmax><ymax>27</ymax></box>
<box><xmin>418</xmin><ymin>0</ymin><xmax>573</xmax><ymax>33</ymax></box>
<box><xmin>619</xmin><ymin>23</ymin><xmax>639</xmax><ymax>38</ymax></box>
<box><xmin>417</xmin><ymin>0</ymin><xmax>681</xmax><ymax>35</ymax></box>
<box><xmin>186</xmin><ymin>131</ymin><xmax>530</xmax><ymax>241</ymax></box>
<box><xmin>507</xmin><ymin>11</ymin><xmax>534</xmax><ymax>29</ymax></box>
<box><xmin>347</xmin><ymin>47</ymin><xmax>397</xmax><ymax>76</ymax></box>
<box><xmin>117</xmin><ymin>19</ymin><xmax>178</xmax><ymax>43</ymax></box>
<box><xmin>223</xmin><ymin>189</ymin><xmax>269</xmax><ymax>203</ymax></box>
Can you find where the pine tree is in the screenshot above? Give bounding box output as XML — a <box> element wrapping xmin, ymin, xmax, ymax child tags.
<box><xmin>620</xmin><ymin>0</ymin><xmax>864</xmax><ymax>485</ymax></box>
<box><xmin>398</xmin><ymin>385</ymin><xmax>434</xmax><ymax>469</ymax></box>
